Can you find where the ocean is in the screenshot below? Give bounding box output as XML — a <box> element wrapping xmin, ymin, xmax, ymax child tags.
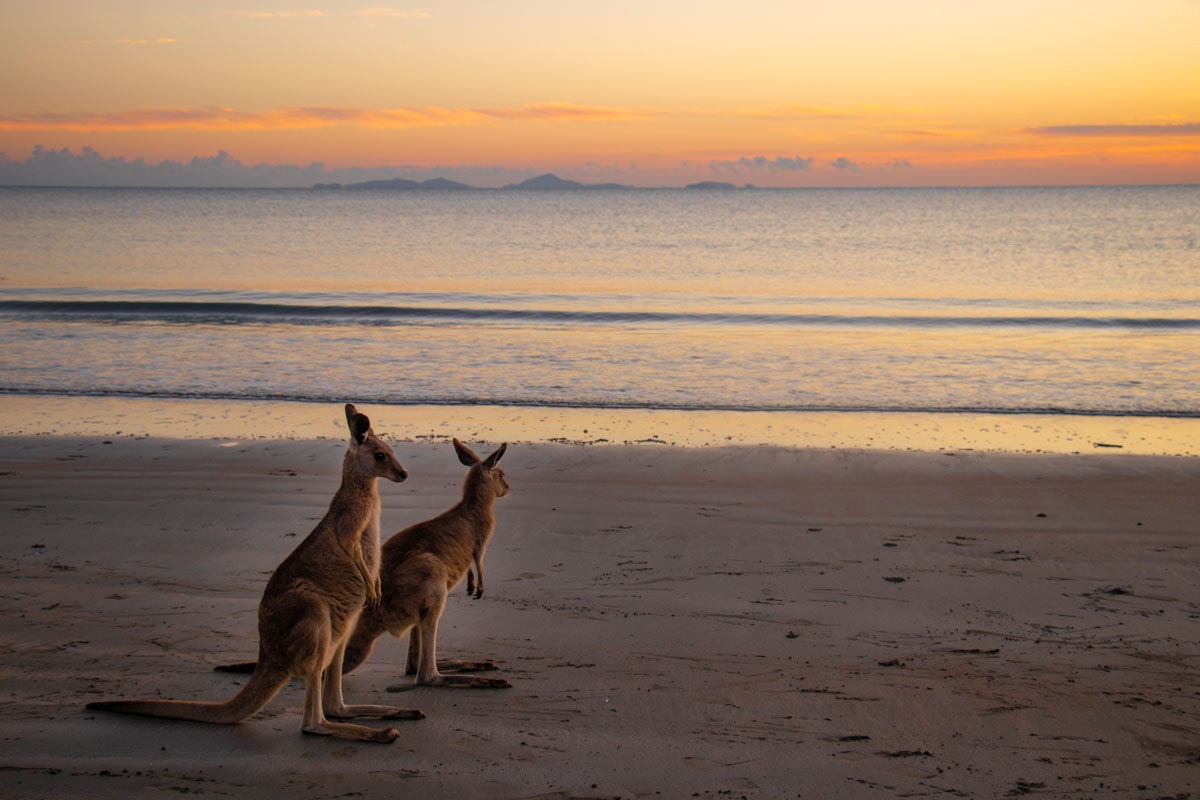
<box><xmin>1</xmin><ymin>185</ymin><xmax>1198</xmax><ymax>436</ymax></box>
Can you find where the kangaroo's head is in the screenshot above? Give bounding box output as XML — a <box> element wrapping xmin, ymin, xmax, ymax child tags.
<box><xmin>454</xmin><ymin>438</ymin><xmax>509</xmax><ymax>500</ymax></box>
<box><xmin>345</xmin><ymin>403</ymin><xmax>408</xmax><ymax>483</ymax></box>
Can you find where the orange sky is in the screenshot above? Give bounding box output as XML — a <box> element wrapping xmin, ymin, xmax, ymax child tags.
<box><xmin>2</xmin><ymin>0</ymin><xmax>1198</xmax><ymax>186</ymax></box>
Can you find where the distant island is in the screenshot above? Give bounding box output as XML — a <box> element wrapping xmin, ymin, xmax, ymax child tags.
<box><xmin>503</xmin><ymin>173</ymin><xmax>631</xmax><ymax>190</ymax></box>
<box><xmin>312</xmin><ymin>173</ymin><xmax>748</xmax><ymax>191</ymax></box>
<box><xmin>313</xmin><ymin>177</ymin><xmax>472</xmax><ymax>190</ymax></box>
<box><xmin>684</xmin><ymin>181</ymin><xmax>738</xmax><ymax>190</ymax></box>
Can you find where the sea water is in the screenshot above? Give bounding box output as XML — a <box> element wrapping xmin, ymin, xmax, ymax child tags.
<box><xmin>1</xmin><ymin>185</ymin><xmax>1198</xmax><ymax>428</ymax></box>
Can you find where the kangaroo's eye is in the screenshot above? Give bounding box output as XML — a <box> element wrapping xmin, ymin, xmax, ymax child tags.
<box><xmin>373</xmin><ymin>452</ymin><xmax>386</xmax><ymax>462</ymax></box>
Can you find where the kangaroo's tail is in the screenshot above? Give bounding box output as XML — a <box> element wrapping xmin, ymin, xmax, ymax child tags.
<box><xmin>87</xmin><ymin>661</ymin><xmax>289</xmax><ymax>724</ymax></box>
<box><xmin>213</xmin><ymin>661</ymin><xmax>258</xmax><ymax>674</ymax></box>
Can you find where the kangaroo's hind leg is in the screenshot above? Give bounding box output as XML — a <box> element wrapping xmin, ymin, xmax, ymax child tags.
<box><xmin>404</xmin><ymin>627</ymin><xmax>496</xmax><ymax>676</ymax></box>
<box><xmin>290</xmin><ymin>617</ymin><xmax>409</xmax><ymax>742</ymax></box>
<box><xmin>323</xmin><ymin>638</ymin><xmax>425</xmax><ymax>721</ymax></box>
<box><xmin>301</xmin><ymin>661</ymin><xmax>403</xmax><ymax>743</ymax></box>
<box><xmin>404</xmin><ymin>628</ymin><xmax>420</xmax><ymax>676</ymax></box>
<box><xmin>396</xmin><ymin>584</ymin><xmax>509</xmax><ymax>690</ymax></box>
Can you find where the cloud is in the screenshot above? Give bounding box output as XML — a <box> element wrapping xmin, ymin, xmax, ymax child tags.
<box><xmin>709</xmin><ymin>155</ymin><xmax>815</xmax><ymax>174</ymax></box>
<box><xmin>708</xmin><ymin>155</ymin><xmax>907</xmax><ymax>174</ymax></box>
<box><xmin>286</xmin><ymin>106</ymin><xmax>492</xmax><ymax>128</ymax></box>
<box><xmin>0</xmin><ymin>145</ymin><xmax>546</xmax><ymax>188</ymax></box>
<box><xmin>1024</xmin><ymin>122</ymin><xmax>1200</xmax><ymax>137</ymax></box>
<box><xmin>481</xmin><ymin>102</ymin><xmax>650</xmax><ymax>122</ymax></box>
<box><xmin>0</xmin><ymin>103</ymin><xmax>645</xmax><ymax>133</ymax></box>
<box><xmin>0</xmin><ymin>108</ymin><xmax>290</xmax><ymax>132</ymax></box>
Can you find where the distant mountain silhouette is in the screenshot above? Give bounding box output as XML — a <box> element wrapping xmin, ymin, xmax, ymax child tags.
<box><xmin>506</xmin><ymin>173</ymin><xmax>581</xmax><ymax>190</ymax></box>
<box><xmin>504</xmin><ymin>173</ymin><xmax>631</xmax><ymax>190</ymax></box>
<box><xmin>685</xmin><ymin>181</ymin><xmax>738</xmax><ymax>190</ymax></box>
<box><xmin>418</xmin><ymin>177</ymin><xmax>473</xmax><ymax>190</ymax></box>
<box><xmin>310</xmin><ymin>173</ymin><xmax>686</xmax><ymax>191</ymax></box>
<box><xmin>313</xmin><ymin>177</ymin><xmax>473</xmax><ymax>190</ymax></box>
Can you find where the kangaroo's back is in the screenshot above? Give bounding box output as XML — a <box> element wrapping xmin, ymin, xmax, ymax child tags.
<box><xmin>381</xmin><ymin>506</ymin><xmax>482</xmax><ymax>586</ymax></box>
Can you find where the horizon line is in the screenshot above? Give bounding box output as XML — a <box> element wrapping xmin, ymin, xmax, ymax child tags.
<box><xmin>2</xmin><ymin>180</ymin><xmax>1198</xmax><ymax>191</ymax></box>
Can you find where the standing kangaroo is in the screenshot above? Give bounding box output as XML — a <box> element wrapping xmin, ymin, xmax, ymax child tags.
<box><xmin>342</xmin><ymin>439</ymin><xmax>512</xmax><ymax>690</ymax></box>
<box><xmin>87</xmin><ymin>404</ymin><xmax>422</xmax><ymax>743</ymax></box>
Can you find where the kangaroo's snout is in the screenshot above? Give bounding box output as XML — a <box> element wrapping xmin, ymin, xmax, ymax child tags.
<box><xmin>390</xmin><ymin>466</ymin><xmax>408</xmax><ymax>483</ymax></box>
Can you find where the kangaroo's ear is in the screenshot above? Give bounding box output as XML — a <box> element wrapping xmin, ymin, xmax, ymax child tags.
<box><xmin>482</xmin><ymin>442</ymin><xmax>507</xmax><ymax>470</ymax></box>
<box><xmin>353</xmin><ymin>415</ymin><xmax>371</xmax><ymax>444</ymax></box>
<box><xmin>345</xmin><ymin>405</ymin><xmax>370</xmax><ymax>445</ymax></box>
<box><xmin>453</xmin><ymin>438</ymin><xmax>480</xmax><ymax>467</ymax></box>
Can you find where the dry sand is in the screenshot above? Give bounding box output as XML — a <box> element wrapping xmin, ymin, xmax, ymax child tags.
<box><xmin>1</xmin><ymin>432</ymin><xmax>1197</xmax><ymax>798</ymax></box>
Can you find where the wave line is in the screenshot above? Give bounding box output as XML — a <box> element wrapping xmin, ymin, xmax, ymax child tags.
<box><xmin>2</xmin><ymin>387</ymin><xmax>1197</xmax><ymax>419</ymax></box>
<box><xmin>2</xmin><ymin>299</ymin><xmax>1197</xmax><ymax>330</ymax></box>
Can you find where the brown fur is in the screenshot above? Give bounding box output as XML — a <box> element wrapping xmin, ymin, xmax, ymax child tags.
<box><xmin>342</xmin><ymin>439</ymin><xmax>511</xmax><ymax>689</ymax></box>
<box><xmin>86</xmin><ymin>404</ymin><xmax>422</xmax><ymax>743</ymax></box>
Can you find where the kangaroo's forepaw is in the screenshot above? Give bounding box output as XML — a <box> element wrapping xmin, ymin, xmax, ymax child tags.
<box><xmin>472</xmin><ymin>586</ymin><xmax>484</xmax><ymax>599</ymax></box>
<box><xmin>365</xmin><ymin>576</ymin><xmax>382</xmax><ymax>608</ymax></box>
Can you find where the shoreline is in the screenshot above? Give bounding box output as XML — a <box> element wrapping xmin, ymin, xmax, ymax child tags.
<box><xmin>1</xmin><ymin>435</ymin><xmax>1196</xmax><ymax>798</ymax></box>
<box><xmin>2</xmin><ymin>393</ymin><xmax>1199</xmax><ymax>456</ymax></box>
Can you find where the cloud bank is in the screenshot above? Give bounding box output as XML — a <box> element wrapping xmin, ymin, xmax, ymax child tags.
<box><xmin>1025</xmin><ymin>122</ymin><xmax>1200</xmax><ymax>137</ymax></box>
<box><xmin>0</xmin><ymin>146</ymin><xmax>546</xmax><ymax>188</ymax></box>
<box><xmin>0</xmin><ymin>147</ymin><xmax>927</xmax><ymax>188</ymax></box>
<box><xmin>0</xmin><ymin>103</ymin><xmax>648</xmax><ymax>132</ymax></box>
<box><xmin>710</xmin><ymin>155</ymin><xmax>815</xmax><ymax>174</ymax></box>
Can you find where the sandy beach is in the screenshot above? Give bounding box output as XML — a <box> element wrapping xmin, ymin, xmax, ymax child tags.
<box><xmin>1</xmin><ymin>421</ymin><xmax>1198</xmax><ymax>798</ymax></box>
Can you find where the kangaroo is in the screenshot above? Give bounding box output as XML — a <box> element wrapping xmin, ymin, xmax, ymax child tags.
<box><xmin>343</xmin><ymin>439</ymin><xmax>512</xmax><ymax>690</ymax></box>
<box><xmin>86</xmin><ymin>404</ymin><xmax>422</xmax><ymax>743</ymax></box>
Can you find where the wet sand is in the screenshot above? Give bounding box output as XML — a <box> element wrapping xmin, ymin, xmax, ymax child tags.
<box><xmin>3</xmin><ymin>392</ymin><xmax>1199</xmax><ymax>455</ymax></box>
<box><xmin>1</xmin><ymin>419</ymin><xmax>1197</xmax><ymax>797</ymax></box>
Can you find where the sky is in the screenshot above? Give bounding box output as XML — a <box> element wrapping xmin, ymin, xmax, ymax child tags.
<box><xmin>1</xmin><ymin>0</ymin><xmax>1198</xmax><ymax>187</ymax></box>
